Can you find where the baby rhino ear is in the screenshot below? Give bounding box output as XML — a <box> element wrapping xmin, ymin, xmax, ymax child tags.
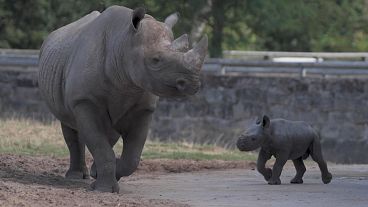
<box><xmin>262</xmin><ymin>115</ymin><xmax>270</xmax><ymax>128</ymax></box>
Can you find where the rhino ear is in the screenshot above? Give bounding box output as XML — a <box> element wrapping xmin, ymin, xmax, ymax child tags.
<box><xmin>131</xmin><ymin>7</ymin><xmax>146</xmax><ymax>31</ymax></box>
<box><xmin>262</xmin><ymin>115</ymin><xmax>270</xmax><ymax>128</ymax></box>
<box><xmin>164</xmin><ymin>12</ymin><xmax>179</xmax><ymax>29</ymax></box>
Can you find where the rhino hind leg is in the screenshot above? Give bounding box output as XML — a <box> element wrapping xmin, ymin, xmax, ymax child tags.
<box><xmin>310</xmin><ymin>139</ymin><xmax>332</xmax><ymax>184</ymax></box>
<box><xmin>61</xmin><ymin>123</ymin><xmax>89</xmax><ymax>179</ymax></box>
<box><xmin>290</xmin><ymin>157</ymin><xmax>306</xmax><ymax>184</ymax></box>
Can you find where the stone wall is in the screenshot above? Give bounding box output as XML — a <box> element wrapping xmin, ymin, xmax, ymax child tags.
<box><xmin>153</xmin><ymin>75</ymin><xmax>368</xmax><ymax>164</ymax></box>
<box><xmin>0</xmin><ymin>67</ymin><xmax>48</xmax><ymax>118</ymax></box>
<box><xmin>1</xmin><ymin>68</ymin><xmax>368</xmax><ymax>163</ymax></box>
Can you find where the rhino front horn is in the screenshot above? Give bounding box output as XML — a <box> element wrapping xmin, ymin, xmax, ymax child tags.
<box><xmin>183</xmin><ymin>35</ymin><xmax>208</xmax><ymax>71</ymax></box>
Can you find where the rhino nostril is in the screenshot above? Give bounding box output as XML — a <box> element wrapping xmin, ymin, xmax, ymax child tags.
<box><xmin>176</xmin><ymin>78</ymin><xmax>187</xmax><ymax>91</ymax></box>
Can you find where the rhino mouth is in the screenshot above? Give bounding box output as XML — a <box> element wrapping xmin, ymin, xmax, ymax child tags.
<box><xmin>146</xmin><ymin>69</ymin><xmax>201</xmax><ymax>98</ymax></box>
<box><xmin>161</xmin><ymin>81</ymin><xmax>200</xmax><ymax>97</ymax></box>
<box><xmin>236</xmin><ymin>136</ymin><xmax>260</xmax><ymax>152</ymax></box>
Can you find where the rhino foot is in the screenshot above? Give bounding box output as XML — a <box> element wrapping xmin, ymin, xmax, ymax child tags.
<box><xmin>66</xmin><ymin>168</ymin><xmax>89</xmax><ymax>179</ymax></box>
<box><xmin>322</xmin><ymin>172</ymin><xmax>332</xmax><ymax>184</ymax></box>
<box><xmin>90</xmin><ymin>159</ymin><xmax>122</xmax><ymax>180</ymax></box>
<box><xmin>268</xmin><ymin>177</ymin><xmax>281</xmax><ymax>185</ymax></box>
<box><xmin>290</xmin><ymin>177</ymin><xmax>303</xmax><ymax>184</ymax></box>
<box><xmin>90</xmin><ymin>180</ymin><xmax>119</xmax><ymax>193</ymax></box>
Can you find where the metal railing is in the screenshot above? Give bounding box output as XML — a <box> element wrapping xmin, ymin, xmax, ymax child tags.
<box><xmin>1</xmin><ymin>49</ymin><xmax>368</xmax><ymax>78</ymax></box>
<box><xmin>0</xmin><ymin>49</ymin><xmax>39</xmax><ymax>68</ymax></box>
<box><xmin>203</xmin><ymin>58</ymin><xmax>368</xmax><ymax>78</ymax></box>
<box><xmin>0</xmin><ymin>49</ymin><xmax>39</xmax><ymax>56</ymax></box>
<box><xmin>224</xmin><ymin>50</ymin><xmax>368</xmax><ymax>61</ymax></box>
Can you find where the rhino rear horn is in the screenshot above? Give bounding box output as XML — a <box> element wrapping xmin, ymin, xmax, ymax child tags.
<box><xmin>164</xmin><ymin>12</ymin><xmax>179</xmax><ymax>29</ymax></box>
<box><xmin>183</xmin><ymin>35</ymin><xmax>208</xmax><ymax>71</ymax></box>
<box><xmin>171</xmin><ymin>34</ymin><xmax>189</xmax><ymax>52</ymax></box>
<box><xmin>132</xmin><ymin>7</ymin><xmax>146</xmax><ymax>31</ymax></box>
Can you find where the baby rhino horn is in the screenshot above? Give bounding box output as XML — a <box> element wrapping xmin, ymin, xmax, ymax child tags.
<box><xmin>183</xmin><ymin>35</ymin><xmax>208</xmax><ymax>71</ymax></box>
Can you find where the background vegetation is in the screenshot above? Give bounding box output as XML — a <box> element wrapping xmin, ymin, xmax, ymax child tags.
<box><xmin>1</xmin><ymin>0</ymin><xmax>368</xmax><ymax>57</ymax></box>
<box><xmin>0</xmin><ymin>118</ymin><xmax>256</xmax><ymax>160</ymax></box>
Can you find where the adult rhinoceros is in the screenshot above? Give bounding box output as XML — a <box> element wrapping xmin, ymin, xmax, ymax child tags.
<box><xmin>38</xmin><ymin>5</ymin><xmax>207</xmax><ymax>193</ymax></box>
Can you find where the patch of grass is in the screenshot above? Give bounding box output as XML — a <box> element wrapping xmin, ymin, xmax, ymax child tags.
<box><xmin>0</xmin><ymin>143</ymin><xmax>69</xmax><ymax>157</ymax></box>
<box><xmin>0</xmin><ymin>118</ymin><xmax>69</xmax><ymax>157</ymax></box>
<box><xmin>0</xmin><ymin>118</ymin><xmax>256</xmax><ymax>161</ymax></box>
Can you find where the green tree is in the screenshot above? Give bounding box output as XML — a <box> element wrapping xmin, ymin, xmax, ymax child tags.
<box><xmin>2</xmin><ymin>0</ymin><xmax>368</xmax><ymax>55</ymax></box>
<box><xmin>244</xmin><ymin>0</ymin><xmax>368</xmax><ymax>52</ymax></box>
<box><xmin>0</xmin><ymin>0</ymin><xmax>50</xmax><ymax>48</ymax></box>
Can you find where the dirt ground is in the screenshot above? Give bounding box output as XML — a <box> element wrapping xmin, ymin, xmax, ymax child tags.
<box><xmin>0</xmin><ymin>154</ymin><xmax>255</xmax><ymax>207</ymax></box>
<box><xmin>1</xmin><ymin>154</ymin><xmax>367</xmax><ymax>207</ymax></box>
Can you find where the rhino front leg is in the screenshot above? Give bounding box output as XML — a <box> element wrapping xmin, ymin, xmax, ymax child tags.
<box><xmin>61</xmin><ymin>123</ymin><xmax>89</xmax><ymax>179</ymax></box>
<box><xmin>90</xmin><ymin>131</ymin><xmax>120</xmax><ymax>179</ymax></box>
<box><xmin>73</xmin><ymin>103</ymin><xmax>119</xmax><ymax>193</ymax></box>
<box><xmin>115</xmin><ymin>111</ymin><xmax>152</xmax><ymax>180</ymax></box>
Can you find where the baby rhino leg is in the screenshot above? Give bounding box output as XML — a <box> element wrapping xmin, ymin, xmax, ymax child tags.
<box><xmin>310</xmin><ymin>139</ymin><xmax>332</xmax><ymax>184</ymax></box>
<box><xmin>290</xmin><ymin>157</ymin><xmax>306</xmax><ymax>184</ymax></box>
<box><xmin>257</xmin><ymin>149</ymin><xmax>272</xmax><ymax>181</ymax></box>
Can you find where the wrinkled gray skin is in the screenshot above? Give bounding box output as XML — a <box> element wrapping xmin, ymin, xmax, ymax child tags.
<box><xmin>38</xmin><ymin>6</ymin><xmax>208</xmax><ymax>193</ymax></box>
<box><xmin>237</xmin><ymin>115</ymin><xmax>332</xmax><ymax>185</ymax></box>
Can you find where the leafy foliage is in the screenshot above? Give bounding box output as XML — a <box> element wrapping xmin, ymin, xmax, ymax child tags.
<box><xmin>245</xmin><ymin>0</ymin><xmax>368</xmax><ymax>52</ymax></box>
<box><xmin>1</xmin><ymin>0</ymin><xmax>368</xmax><ymax>56</ymax></box>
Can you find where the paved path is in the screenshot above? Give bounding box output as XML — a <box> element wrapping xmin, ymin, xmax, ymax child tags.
<box><xmin>123</xmin><ymin>163</ymin><xmax>368</xmax><ymax>207</ymax></box>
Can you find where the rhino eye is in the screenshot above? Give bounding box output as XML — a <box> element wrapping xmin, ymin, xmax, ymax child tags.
<box><xmin>146</xmin><ymin>55</ymin><xmax>167</xmax><ymax>70</ymax></box>
<box><xmin>148</xmin><ymin>56</ymin><xmax>164</xmax><ymax>70</ymax></box>
<box><xmin>152</xmin><ymin>57</ymin><xmax>160</xmax><ymax>64</ymax></box>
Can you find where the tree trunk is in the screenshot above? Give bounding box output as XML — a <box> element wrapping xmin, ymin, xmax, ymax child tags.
<box><xmin>210</xmin><ymin>0</ymin><xmax>225</xmax><ymax>58</ymax></box>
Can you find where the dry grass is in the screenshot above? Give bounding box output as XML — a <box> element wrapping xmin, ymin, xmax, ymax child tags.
<box><xmin>0</xmin><ymin>118</ymin><xmax>67</xmax><ymax>156</ymax></box>
<box><xmin>0</xmin><ymin>118</ymin><xmax>256</xmax><ymax>161</ymax></box>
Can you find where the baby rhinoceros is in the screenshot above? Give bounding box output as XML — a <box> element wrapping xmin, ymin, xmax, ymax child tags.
<box><xmin>237</xmin><ymin>115</ymin><xmax>332</xmax><ymax>185</ymax></box>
